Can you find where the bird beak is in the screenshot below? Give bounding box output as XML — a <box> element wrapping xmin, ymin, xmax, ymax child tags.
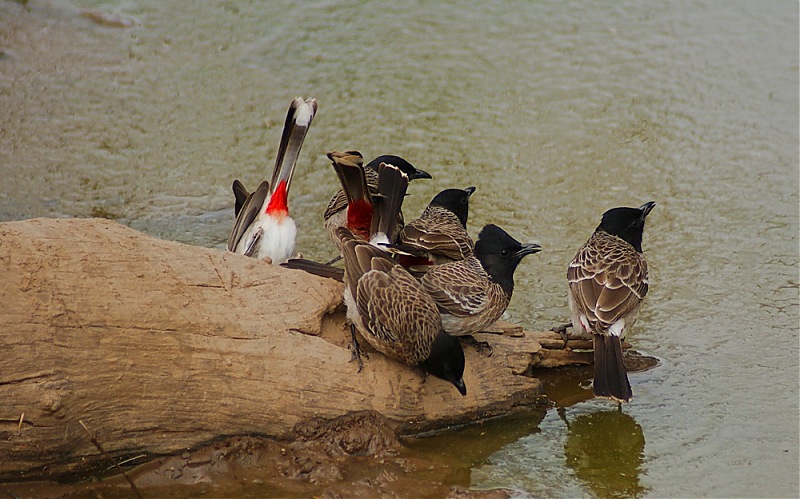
<box><xmin>463</xmin><ymin>186</ymin><xmax>477</xmax><ymax>197</ymax></box>
<box><xmin>410</xmin><ymin>168</ymin><xmax>433</xmax><ymax>180</ymax></box>
<box><xmin>454</xmin><ymin>378</ymin><xmax>467</xmax><ymax>396</ymax></box>
<box><xmin>516</xmin><ymin>243</ymin><xmax>542</xmax><ymax>259</ymax></box>
<box><xmin>638</xmin><ymin>201</ymin><xmax>656</xmax><ymax>219</ymax></box>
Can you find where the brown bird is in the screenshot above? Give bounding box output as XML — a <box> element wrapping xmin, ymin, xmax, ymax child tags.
<box><xmin>397</xmin><ymin>186</ymin><xmax>476</xmax><ymax>266</ymax></box>
<box><xmin>228</xmin><ymin>97</ymin><xmax>317</xmax><ymax>264</ymax></box>
<box><xmin>324</xmin><ymin>152</ymin><xmax>432</xmax><ymax>252</ymax></box>
<box><xmin>338</xmin><ymin>226</ymin><xmax>467</xmax><ymax>396</ymax></box>
<box><xmin>281</xmin><ymin>153</ymin><xmax>410</xmax><ymax>281</ymax></box>
<box><xmin>566</xmin><ymin>201</ymin><xmax>656</xmax><ymax>403</ymax></box>
<box><xmin>420</xmin><ymin>224</ymin><xmax>541</xmax><ymax>337</ymax></box>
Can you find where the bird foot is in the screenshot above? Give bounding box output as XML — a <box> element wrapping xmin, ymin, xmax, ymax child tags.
<box><xmin>461</xmin><ymin>336</ymin><xmax>493</xmax><ymax>357</ymax></box>
<box><xmin>551</xmin><ymin>322</ymin><xmax>572</xmax><ymax>349</ymax></box>
<box><xmin>348</xmin><ymin>324</ymin><xmax>366</xmax><ymax>372</ymax></box>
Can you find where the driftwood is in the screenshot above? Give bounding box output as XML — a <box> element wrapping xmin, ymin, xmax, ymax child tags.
<box><xmin>0</xmin><ymin>218</ymin><xmax>616</xmax><ymax>482</ymax></box>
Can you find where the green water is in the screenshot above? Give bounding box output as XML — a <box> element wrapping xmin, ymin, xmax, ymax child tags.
<box><xmin>1</xmin><ymin>0</ymin><xmax>797</xmax><ymax>496</ymax></box>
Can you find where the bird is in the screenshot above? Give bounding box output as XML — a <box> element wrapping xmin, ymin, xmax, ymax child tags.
<box><xmin>338</xmin><ymin>225</ymin><xmax>467</xmax><ymax>396</ymax></box>
<box><xmin>420</xmin><ymin>224</ymin><xmax>541</xmax><ymax>337</ymax></box>
<box><xmin>280</xmin><ymin>151</ymin><xmax>412</xmax><ymax>281</ymax></box>
<box><xmin>324</xmin><ymin>151</ymin><xmax>432</xmax><ymax>253</ymax></box>
<box><xmin>227</xmin><ymin>97</ymin><xmax>317</xmax><ymax>264</ymax></box>
<box><xmin>565</xmin><ymin>201</ymin><xmax>656</xmax><ymax>404</ymax></box>
<box><xmin>396</xmin><ymin>186</ymin><xmax>476</xmax><ymax>267</ymax></box>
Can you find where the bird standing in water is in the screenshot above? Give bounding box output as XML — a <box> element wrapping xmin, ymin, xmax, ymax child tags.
<box><xmin>565</xmin><ymin>201</ymin><xmax>656</xmax><ymax>403</ymax></box>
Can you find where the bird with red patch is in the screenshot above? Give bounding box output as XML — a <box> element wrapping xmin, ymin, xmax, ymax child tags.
<box><xmin>328</xmin><ymin>151</ymin><xmax>374</xmax><ymax>242</ymax></box>
<box><xmin>228</xmin><ymin>97</ymin><xmax>317</xmax><ymax>264</ymax></box>
<box><xmin>324</xmin><ymin>151</ymin><xmax>432</xmax><ymax>254</ymax></box>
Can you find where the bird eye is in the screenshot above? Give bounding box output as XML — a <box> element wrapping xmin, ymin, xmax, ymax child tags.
<box><xmin>500</xmin><ymin>249</ymin><xmax>510</xmax><ymax>257</ymax></box>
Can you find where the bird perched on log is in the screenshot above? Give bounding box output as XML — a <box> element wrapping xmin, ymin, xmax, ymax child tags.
<box><xmin>396</xmin><ymin>186</ymin><xmax>476</xmax><ymax>266</ymax></box>
<box><xmin>334</xmin><ymin>161</ymin><xmax>467</xmax><ymax>396</ymax></box>
<box><xmin>339</xmin><ymin>228</ymin><xmax>467</xmax><ymax>396</ymax></box>
<box><xmin>564</xmin><ymin>201</ymin><xmax>656</xmax><ymax>404</ymax></box>
<box><xmin>228</xmin><ymin>97</ymin><xmax>317</xmax><ymax>264</ymax></box>
<box><xmin>420</xmin><ymin>224</ymin><xmax>541</xmax><ymax>337</ymax></box>
<box><xmin>281</xmin><ymin>151</ymin><xmax>414</xmax><ymax>280</ymax></box>
<box><xmin>324</xmin><ymin>151</ymin><xmax>432</xmax><ymax>252</ymax></box>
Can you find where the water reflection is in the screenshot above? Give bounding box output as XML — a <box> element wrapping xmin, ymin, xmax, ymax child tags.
<box><xmin>404</xmin><ymin>407</ymin><xmax>546</xmax><ymax>487</ymax></box>
<box><xmin>563</xmin><ymin>409</ymin><xmax>647</xmax><ymax>498</ymax></box>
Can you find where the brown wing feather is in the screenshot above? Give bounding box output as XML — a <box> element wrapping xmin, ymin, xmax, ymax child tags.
<box><xmin>353</xmin><ymin>251</ymin><xmax>440</xmax><ymax>365</ymax></box>
<box><xmin>421</xmin><ymin>257</ymin><xmax>490</xmax><ymax>317</ymax></box>
<box><xmin>568</xmin><ymin>232</ymin><xmax>648</xmax><ymax>335</ymax></box>
<box><xmin>399</xmin><ymin>207</ymin><xmax>474</xmax><ymax>262</ymax></box>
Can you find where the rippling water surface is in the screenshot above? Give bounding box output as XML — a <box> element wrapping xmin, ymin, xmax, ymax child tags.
<box><xmin>1</xmin><ymin>0</ymin><xmax>797</xmax><ymax>496</ymax></box>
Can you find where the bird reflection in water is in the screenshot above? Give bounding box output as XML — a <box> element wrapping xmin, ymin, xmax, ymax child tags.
<box><xmin>563</xmin><ymin>409</ymin><xmax>647</xmax><ymax>498</ymax></box>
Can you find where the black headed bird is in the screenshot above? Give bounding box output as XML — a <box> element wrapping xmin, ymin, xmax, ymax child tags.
<box><xmin>420</xmin><ymin>224</ymin><xmax>541</xmax><ymax>337</ymax></box>
<box><xmin>338</xmin><ymin>225</ymin><xmax>467</xmax><ymax>396</ymax></box>
<box><xmin>228</xmin><ymin>97</ymin><xmax>317</xmax><ymax>264</ymax></box>
<box><xmin>324</xmin><ymin>152</ymin><xmax>431</xmax><ymax>252</ymax></box>
<box><xmin>566</xmin><ymin>201</ymin><xmax>656</xmax><ymax>403</ymax></box>
<box><xmin>281</xmin><ymin>152</ymin><xmax>409</xmax><ymax>281</ymax></box>
<box><xmin>397</xmin><ymin>186</ymin><xmax>476</xmax><ymax>266</ymax></box>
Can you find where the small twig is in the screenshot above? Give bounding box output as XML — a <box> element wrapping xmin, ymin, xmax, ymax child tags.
<box><xmin>78</xmin><ymin>420</ymin><xmax>143</xmax><ymax>499</ymax></box>
<box><xmin>106</xmin><ymin>454</ymin><xmax>147</xmax><ymax>471</ymax></box>
<box><xmin>17</xmin><ymin>413</ymin><xmax>24</xmax><ymax>433</ymax></box>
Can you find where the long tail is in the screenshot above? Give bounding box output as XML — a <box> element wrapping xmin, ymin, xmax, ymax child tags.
<box><xmin>280</xmin><ymin>258</ymin><xmax>344</xmax><ymax>282</ymax></box>
<box><xmin>371</xmin><ymin>162</ymin><xmax>409</xmax><ymax>246</ymax></box>
<box><xmin>593</xmin><ymin>335</ymin><xmax>632</xmax><ymax>403</ymax></box>
<box><xmin>329</xmin><ymin>151</ymin><xmax>373</xmax><ymax>240</ymax></box>
<box><xmin>269</xmin><ymin>97</ymin><xmax>317</xmax><ymax>196</ymax></box>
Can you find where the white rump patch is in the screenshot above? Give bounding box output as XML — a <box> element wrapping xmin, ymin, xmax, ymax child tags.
<box><xmin>609</xmin><ymin>318</ymin><xmax>626</xmax><ymax>337</ymax></box>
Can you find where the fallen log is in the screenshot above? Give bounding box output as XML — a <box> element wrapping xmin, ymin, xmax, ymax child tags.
<box><xmin>0</xmin><ymin>218</ymin><xmax>567</xmax><ymax>481</ymax></box>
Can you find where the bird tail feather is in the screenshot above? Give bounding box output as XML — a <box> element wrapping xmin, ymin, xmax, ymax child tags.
<box><xmin>270</xmin><ymin>97</ymin><xmax>317</xmax><ymax>196</ymax></box>
<box><xmin>371</xmin><ymin>162</ymin><xmax>409</xmax><ymax>244</ymax></box>
<box><xmin>593</xmin><ymin>335</ymin><xmax>632</xmax><ymax>403</ymax></box>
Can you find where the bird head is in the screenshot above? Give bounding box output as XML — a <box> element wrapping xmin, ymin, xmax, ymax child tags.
<box><xmin>429</xmin><ymin>186</ymin><xmax>476</xmax><ymax>228</ymax></box>
<box><xmin>597</xmin><ymin>201</ymin><xmax>656</xmax><ymax>252</ymax></box>
<box><xmin>421</xmin><ymin>332</ymin><xmax>467</xmax><ymax>396</ymax></box>
<box><xmin>474</xmin><ymin>224</ymin><xmax>541</xmax><ymax>295</ymax></box>
<box><xmin>366</xmin><ymin>155</ymin><xmax>432</xmax><ymax>181</ymax></box>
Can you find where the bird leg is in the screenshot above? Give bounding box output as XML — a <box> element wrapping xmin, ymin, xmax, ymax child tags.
<box><xmin>348</xmin><ymin>323</ymin><xmax>366</xmax><ymax>372</ymax></box>
<box><xmin>551</xmin><ymin>322</ymin><xmax>573</xmax><ymax>349</ymax></box>
<box><xmin>324</xmin><ymin>255</ymin><xmax>343</xmax><ymax>265</ymax></box>
<box><xmin>460</xmin><ymin>335</ymin><xmax>493</xmax><ymax>357</ymax></box>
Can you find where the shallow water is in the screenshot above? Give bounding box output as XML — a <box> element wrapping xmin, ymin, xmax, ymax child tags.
<box><xmin>1</xmin><ymin>0</ymin><xmax>798</xmax><ymax>496</ymax></box>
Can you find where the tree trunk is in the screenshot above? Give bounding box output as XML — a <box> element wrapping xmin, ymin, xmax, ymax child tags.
<box><xmin>0</xmin><ymin>218</ymin><xmax>566</xmax><ymax>481</ymax></box>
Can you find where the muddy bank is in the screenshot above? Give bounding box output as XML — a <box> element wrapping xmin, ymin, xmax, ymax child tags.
<box><xmin>1</xmin><ymin>409</ymin><xmax>546</xmax><ymax>498</ymax></box>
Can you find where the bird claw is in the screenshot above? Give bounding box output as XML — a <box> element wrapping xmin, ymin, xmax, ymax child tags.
<box><xmin>348</xmin><ymin>323</ymin><xmax>366</xmax><ymax>372</ymax></box>
<box><xmin>551</xmin><ymin>322</ymin><xmax>572</xmax><ymax>349</ymax></box>
<box><xmin>349</xmin><ymin>347</ymin><xmax>364</xmax><ymax>372</ymax></box>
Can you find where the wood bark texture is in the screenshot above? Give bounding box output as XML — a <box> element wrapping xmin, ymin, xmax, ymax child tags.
<box><xmin>0</xmin><ymin>218</ymin><xmax>568</xmax><ymax>481</ymax></box>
